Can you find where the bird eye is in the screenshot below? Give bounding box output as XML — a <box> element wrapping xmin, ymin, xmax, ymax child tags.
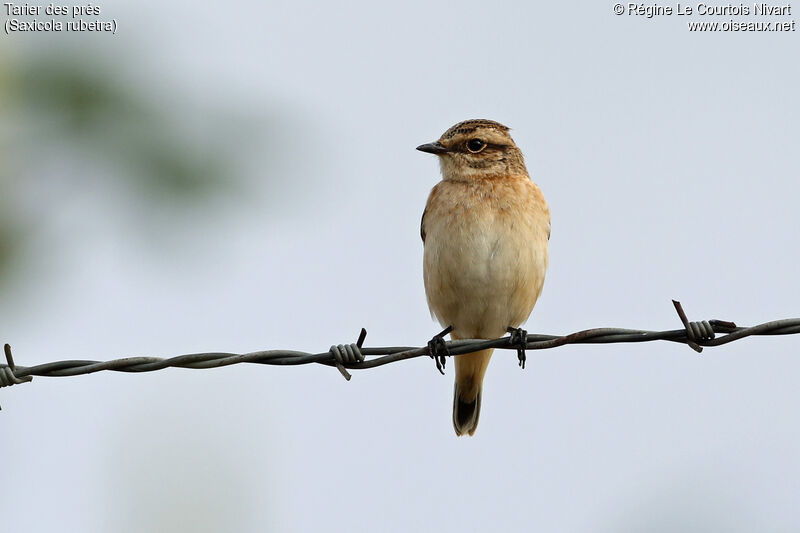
<box><xmin>466</xmin><ymin>139</ymin><xmax>486</xmax><ymax>153</ymax></box>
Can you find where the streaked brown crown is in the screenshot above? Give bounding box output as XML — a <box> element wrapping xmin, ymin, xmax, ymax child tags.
<box><xmin>440</xmin><ymin>119</ymin><xmax>510</xmax><ymax>141</ymax></box>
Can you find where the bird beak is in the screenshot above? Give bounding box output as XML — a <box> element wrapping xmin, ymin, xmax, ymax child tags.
<box><xmin>416</xmin><ymin>142</ymin><xmax>449</xmax><ymax>155</ymax></box>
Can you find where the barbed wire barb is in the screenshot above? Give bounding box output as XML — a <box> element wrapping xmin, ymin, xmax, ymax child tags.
<box><xmin>2</xmin><ymin>300</ymin><xmax>799</xmax><ymax>409</ymax></box>
<box><xmin>1</xmin><ymin>343</ymin><xmax>33</xmax><ymax>409</ymax></box>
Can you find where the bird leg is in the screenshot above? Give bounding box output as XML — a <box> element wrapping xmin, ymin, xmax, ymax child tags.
<box><xmin>506</xmin><ymin>326</ymin><xmax>528</xmax><ymax>369</ymax></box>
<box><xmin>427</xmin><ymin>325</ymin><xmax>453</xmax><ymax>375</ymax></box>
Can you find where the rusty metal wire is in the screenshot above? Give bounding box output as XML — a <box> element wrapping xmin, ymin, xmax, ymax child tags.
<box><xmin>2</xmin><ymin>301</ymin><xmax>799</xmax><ymax>405</ymax></box>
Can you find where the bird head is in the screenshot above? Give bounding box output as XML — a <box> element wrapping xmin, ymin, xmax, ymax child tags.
<box><xmin>416</xmin><ymin>119</ymin><xmax>528</xmax><ymax>181</ymax></box>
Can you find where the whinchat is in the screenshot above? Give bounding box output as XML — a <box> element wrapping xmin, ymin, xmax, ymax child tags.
<box><xmin>418</xmin><ymin>119</ymin><xmax>550</xmax><ymax>436</ymax></box>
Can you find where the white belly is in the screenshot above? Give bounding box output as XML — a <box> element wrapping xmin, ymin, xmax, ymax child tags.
<box><xmin>423</xmin><ymin>208</ymin><xmax>548</xmax><ymax>339</ymax></box>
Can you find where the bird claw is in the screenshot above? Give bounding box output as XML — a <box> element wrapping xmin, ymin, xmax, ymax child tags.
<box><xmin>427</xmin><ymin>325</ymin><xmax>453</xmax><ymax>375</ymax></box>
<box><xmin>506</xmin><ymin>327</ymin><xmax>528</xmax><ymax>369</ymax></box>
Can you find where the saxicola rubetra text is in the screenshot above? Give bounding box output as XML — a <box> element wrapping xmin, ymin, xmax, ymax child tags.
<box><xmin>418</xmin><ymin>119</ymin><xmax>550</xmax><ymax>436</ymax></box>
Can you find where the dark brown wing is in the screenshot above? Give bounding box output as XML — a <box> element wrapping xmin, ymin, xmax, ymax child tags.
<box><xmin>420</xmin><ymin>209</ymin><xmax>427</xmax><ymax>242</ymax></box>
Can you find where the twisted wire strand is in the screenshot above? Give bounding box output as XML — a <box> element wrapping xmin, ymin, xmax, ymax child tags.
<box><xmin>2</xmin><ymin>302</ymin><xmax>799</xmax><ymax>393</ymax></box>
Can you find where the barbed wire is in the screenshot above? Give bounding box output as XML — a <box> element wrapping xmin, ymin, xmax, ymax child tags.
<box><xmin>2</xmin><ymin>301</ymin><xmax>799</xmax><ymax>407</ymax></box>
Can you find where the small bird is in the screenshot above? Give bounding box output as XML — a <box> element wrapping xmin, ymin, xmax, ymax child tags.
<box><xmin>418</xmin><ymin>119</ymin><xmax>550</xmax><ymax>436</ymax></box>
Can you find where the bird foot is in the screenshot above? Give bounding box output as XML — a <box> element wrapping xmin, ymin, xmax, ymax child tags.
<box><xmin>427</xmin><ymin>325</ymin><xmax>453</xmax><ymax>375</ymax></box>
<box><xmin>506</xmin><ymin>326</ymin><xmax>528</xmax><ymax>369</ymax></box>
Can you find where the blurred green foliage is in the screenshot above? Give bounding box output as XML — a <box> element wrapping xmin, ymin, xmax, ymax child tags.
<box><xmin>0</xmin><ymin>48</ymin><xmax>263</xmax><ymax>288</ymax></box>
<box><xmin>14</xmin><ymin>54</ymin><xmax>239</xmax><ymax>199</ymax></box>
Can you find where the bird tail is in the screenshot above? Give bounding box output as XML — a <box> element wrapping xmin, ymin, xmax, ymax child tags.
<box><xmin>452</xmin><ymin>348</ymin><xmax>493</xmax><ymax>436</ymax></box>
